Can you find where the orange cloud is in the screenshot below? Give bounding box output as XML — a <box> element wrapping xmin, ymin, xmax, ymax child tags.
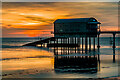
<box><xmin>9</xmin><ymin>30</ymin><xmax>53</xmax><ymax>37</ymax></box>
<box><xmin>2</xmin><ymin>2</ymin><xmax>118</xmax><ymax>37</ymax></box>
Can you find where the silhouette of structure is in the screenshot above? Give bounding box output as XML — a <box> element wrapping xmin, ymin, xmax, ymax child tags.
<box><xmin>54</xmin><ymin>55</ymin><xmax>99</xmax><ymax>73</ymax></box>
<box><xmin>22</xmin><ymin>17</ymin><xmax>119</xmax><ymax>74</ymax></box>
<box><xmin>54</xmin><ymin>17</ymin><xmax>101</xmax><ymax>37</ymax></box>
<box><xmin>23</xmin><ymin>17</ymin><xmax>120</xmax><ymax>54</ymax></box>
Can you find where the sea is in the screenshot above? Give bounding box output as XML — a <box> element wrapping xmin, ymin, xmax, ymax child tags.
<box><xmin>1</xmin><ymin>37</ymin><xmax>120</xmax><ymax>78</ymax></box>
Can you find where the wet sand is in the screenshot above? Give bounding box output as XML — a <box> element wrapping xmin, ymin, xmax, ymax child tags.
<box><xmin>2</xmin><ymin>37</ymin><xmax>120</xmax><ymax>79</ymax></box>
<box><xmin>103</xmin><ymin>77</ymin><xmax>120</xmax><ymax>80</ymax></box>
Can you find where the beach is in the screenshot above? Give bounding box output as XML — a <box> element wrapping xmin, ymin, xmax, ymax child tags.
<box><xmin>1</xmin><ymin>37</ymin><xmax>120</xmax><ymax>79</ymax></box>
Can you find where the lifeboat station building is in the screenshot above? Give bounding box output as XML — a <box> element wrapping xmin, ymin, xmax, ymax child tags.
<box><xmin>54</xmin><ymin>17</ymin><xmax>101</xmax><ymax>37</ymax></box>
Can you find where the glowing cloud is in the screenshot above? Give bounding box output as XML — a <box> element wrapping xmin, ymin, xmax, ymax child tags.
<box><xmin>2</xmin><ymin>2</ymin><xmax>118</xmax><ymax>37</ymax></box>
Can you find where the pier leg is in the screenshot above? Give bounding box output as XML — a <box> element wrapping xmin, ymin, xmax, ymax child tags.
<box><xmin>68</xmin><ymin>38</ymin><xmax>69</xmax><ymax>54</ymax></box>
<box><xmin>41</xmin><ymin>44</ymin><xmax>42</xmax><ymax>47</ymax></box>
<box><xmin>72</xmin><ymin>37</ymin><xmax>73</xmax><ymax>43</ymax></box>
<box><xmin>71</xmin><ymin>37</ymin><xmax>74</xmax><ymax>54</ymax></box>
<box><xmin>75</xmin><ymin>37</ymin><xmax>76</xmax><ymax>53</ymax></box>
<box><xmin>89</xmin><ymin>37</ymin><xmax>91</xmax><ymax>52</ymax></box>
<box><xmin>61</xmin><ymin>38</ymin><xmax>62</xmax><ymax>55</ymax></box>
<box><xmin>63</xmin><ymin>38</ymin><xmax>65</xmax><ymax>44</ymax></box>
<box><xmin>113</xmin><ymin>47</ymin><xmax>115</xmax><ymax>63</ymax></box>
<box><xmin>69</xmin><ymin>37</ymin><xmax>71</xmax><ymax>54</ymax></box>
<box><xmin>82</xmin><ymin>37</ymin><xmax>84</xmax><ymax>53</ymax></box>
<box><xmin>65</xmin><ymin>38</ymin><xmax>67</xmax><ymax>54</ymax></box>
<box><xmin>56</xmin><ymin>38</ymin><xmax>58</xmax><ymax>55</ymax></box>
<box><xmin>54</xmin><ymin>38</ymin><xmax>56</xmax><ymax>55</ymax></box>
<box><xmin>43</xmin><ymin>43</ymin><xmax>44</xmax><ymax>47</ymax></box>
<box><xmin>62</xmin><ymin>38</ymin><xmax>65</xmax><ymax>54</ymax></box>
<box><xmin>97</xmin><ymin>51</ymin><xmax>101</xmax><ymax>71</ymax></box>
<box><xmin>93</xmin><ymin>37</ymin><xmax>95</xmax><ymax>51</ymax></box>
<box><xmin>113</xmin><ymin>33</ymin><xmax>116</xmax><ymax>63</ymax></box>
<box><xmin>77</xmin><ymin>37</ymin><xmax>80</xmax><ymax>53</ymax></box>
<box><xmin>97</xmin><ymin>34</ymin><xmax>100</xmax><ymax>50</ymax></box>
<box><xmin>113</xmin><ymin>33</ymin><xmax>116</xmax><ymax>48</ymax></box>
<box><xmin>85</xmin><ymin>37</ymin><xmax>88</xmax><ymax>53</ymax></box>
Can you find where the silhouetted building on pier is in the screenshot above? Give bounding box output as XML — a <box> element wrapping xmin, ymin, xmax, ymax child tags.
<box><xmin>23</xmin><ymin>17</ymin><xmax>120</xmax><ymax>54</ymax></box>
<box><xmin>54</xmin><ymin>17</ymin><xmax>101</xmax><ymax>37</ymax></box>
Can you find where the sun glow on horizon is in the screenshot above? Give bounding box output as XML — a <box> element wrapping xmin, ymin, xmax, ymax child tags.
<box><xmin>2</xmin><ymin>2</ymin><xmax>118</xmax><ymax>37</ymax></box>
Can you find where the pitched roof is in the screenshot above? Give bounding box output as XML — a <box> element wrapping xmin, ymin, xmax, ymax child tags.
<box><xmin>54</xmin><ymin>17</ymin><xmax>99</xmax><ymax>23</ymax></box>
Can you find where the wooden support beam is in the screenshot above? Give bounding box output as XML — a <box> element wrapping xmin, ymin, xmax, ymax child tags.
<box><xmin>113</xmin><ymin>33</ymin><xmax>116</xmax><ymax>63</ymax></box>
<box><xmin>113</xmin><ymin>47</ymin><xmax>115</xmax><ymax>63</ymax></box>
<box><xmin>93</xmin><ymin>37</ymin><xmax>95</xmax><ymax>51</ymax></box>
<box><xmin>61</xmin><ymin>38</ymin><xmax>62</xmax><ymax>55</ymax></box>
<box><xmin>68</xmin><ymin>38</ymin><xmax>69</xmax><ymax>54</ymax></box>
<box><xmin>77</xmin><ymin>37</ymin><xmax>80</xmax><ymax>53</ymax></box>
<box><xmin>75</xmin><ymin>37</ymin><xmax>76</xmax><ymax>53</ymax></box>
<box><xmin>82</xmin><ymin>37</ymin><xmax>84</xmax><ymax>53</ymax></box>
<box><xmin>71</xmin><ymin>37</ymin><xmax>74</xmax><ymax>44</ymax></box>
<box><xmin>54</xmin><ymin>38</ymin><xmax>56</xmax><ymax>55</ymax></box>
<box><xmin>69</xmin><ymin>37</ymin><xmax>71</xmax><ymax>54</ymax></box>
<box><xmin>113</xmin><ymin>33</ymin><xmax>116</xmax><ymax>48</ymax></box>
<box><xmin>89</xmin><ymin>37</ymin><xmax>91</xmax><ymax>51</ymax></box>
<box><xmin>97</xmin><ymin>34</ymin><xmax>100</xmax><ymax>49</ymax></box>
<box><xmin>85</xmin><ymin>37</ymin><xmax>88</xmax><ymax>53</ymax></box>
<box><xmin>41</xmin><ymin>44</ymin><xmax>42</xmax><ymax>47</ymax></box>
<box><xmin>56</xmin><ymin>38</ymin><xmax>58</xmax><ymax>55</ymax></box>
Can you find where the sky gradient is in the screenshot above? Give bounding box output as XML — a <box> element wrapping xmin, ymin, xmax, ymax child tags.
<box><xmin>2</xmin><ymin>2</ymin><xmax>118</xmax><ymax>37</ymax></box>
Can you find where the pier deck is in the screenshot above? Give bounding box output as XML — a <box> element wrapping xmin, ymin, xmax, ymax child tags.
<box><xmin>23</xmin><ymin>37</ymin><xmax>55</xmax><ymax>46</ymax></box>
<box><xmin>23</xmin><ymin>31</ymin><xmax>120</xmax><ymax>49</ymax></box>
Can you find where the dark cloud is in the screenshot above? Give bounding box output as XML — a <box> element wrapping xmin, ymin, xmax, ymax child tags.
<box><xmin>24</xmin><ymin>16</ymin><xmax>55</xmax><ymax>23</ymax></box>
<box><xmin>2</xmin><ymin>2</ymin><xmax>56</xmax><ymax>9</ymax></box>
<box><xmin>2</xmin><ymin>2</ymin><xmax>118</xmax><ymax>37</ymax></box>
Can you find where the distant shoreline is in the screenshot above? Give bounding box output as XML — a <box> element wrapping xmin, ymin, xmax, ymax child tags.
<box><xmin>1</xmin><ymin>37</ymin><xmax>120</xmax><ymax>38</ymax></box>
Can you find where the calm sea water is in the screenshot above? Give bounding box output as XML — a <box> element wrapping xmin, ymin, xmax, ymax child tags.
<box><xmin>1</xmin><ymin>37</ymin><xmax>120</xmax><ymax>78</ymax></box>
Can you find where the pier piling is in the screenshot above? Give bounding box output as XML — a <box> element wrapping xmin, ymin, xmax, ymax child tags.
<box><xmin>93</xmin><ymin>37</ymin><xmax>95</xmax><ymax>51</ymax></box>
<box><xmin>82</xmin><ymin>37</ymin><xmax>84</xmax><ymax>53</ymax></box>
<box><xmin>89</xmin><ymin>37</ymin><xmax>91</xmax><ymax>52</ymax></box>
<box><xmin>75</xmin><ymin>37</ymin><xmax>77</xmax><ymax>53</ymax></box>
<box><xmin>77</xmin><ymin>37</ymin><xmax>81</xmax><ymax>53</ymax></box>
<box><xmin>113</xmin><ymin>33</ymin><xmax>116</xmax><ymax>48</ymax></box>
<box><xmin>61</xmin><ymin>38</ymin><xmax>63</xmax><ymax>54</ymax></box>
<box><xmin>68</xmin><ymin>38</ymin><xmax>69</xmax><ymax>54</ymax></box>
<box><xmin>97</xmin><ymin>33</ymin><xmax>100</xmax><ymax>49</ymax></box>
<box><xmin>113</xmin><ymin>47</ymin><xmax>115</xmax><ymax>63</ymax></box>
<box><xmin>85</xmin><ymin>37</ymin><xmax>88</xmax><ymax>53</ymax></box>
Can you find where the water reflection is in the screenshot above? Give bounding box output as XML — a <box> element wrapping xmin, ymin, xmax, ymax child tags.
<box><xmin>52</xmin><ymin>46</ymin><xmax>101</xmax><ymax>74</ymax></box>
<box><xmin>54</xmin><ymin>55</ymin><xmax>99</xmax><ymax>73</ymax></box>
<box><xmin>51</xmin><ymin>45</ymin><xmax>116</xmax><ymax>74</ymax></box>
<box><xmin>2</xmin><ymin>37</ymin><xmax>119</xmax><ymax>78</ymax></box>
<box><xmin>113</xmin><ymin>47</ymin><xmax>115</xmax><ymax>63</ymax></box>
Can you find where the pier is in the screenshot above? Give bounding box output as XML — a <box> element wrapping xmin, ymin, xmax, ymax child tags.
<box><xmin>23</xmin><ymin>31</ymin><xmax>120</xmax><ymax>50</ymax></box>
<box><xmin>98</xmin><ymin>31</ymin><xmax>120</xmax><ymax>48</ymax></box>
<box><xmin>23</xmin><ymin>18</ymin><xmax>120</xmax><ymax>56</ymax></box>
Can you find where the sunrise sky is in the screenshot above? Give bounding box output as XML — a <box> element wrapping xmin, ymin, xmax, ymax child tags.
<box><xmin>2</xmin><ymin>2</ymin><xmax>118</xmax><ymax>37</ymax></box>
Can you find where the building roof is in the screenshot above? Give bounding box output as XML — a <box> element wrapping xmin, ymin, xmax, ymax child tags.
<box><xmin>54</xmin><ymin>17</ymin><xmax>101</xmax><ymax>24</ymax></box>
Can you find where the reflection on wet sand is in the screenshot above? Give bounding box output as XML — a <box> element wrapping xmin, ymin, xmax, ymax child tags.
<box><xmin>54</xmin><ymin>55</ymin><xmax>99</xmax><ymax>73</ymax></box>
<box><xmin>52</xmin><ymin>46</ymin><xmax>101</xmax><ymax>74</ymax></box>
<box><xmin>2</xmin><ymin>45</ymin><xmax>118</xmax><ymax>78</ymax></box>
<box><xmin>52</xmin><ymin>45</ymin><xmax>117</xmax><ymax>74</ymax></box>
<box><xmin>2</xmin><ymin>47</ymin><xmax>54</xmax><ymax>78</ymax></box>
